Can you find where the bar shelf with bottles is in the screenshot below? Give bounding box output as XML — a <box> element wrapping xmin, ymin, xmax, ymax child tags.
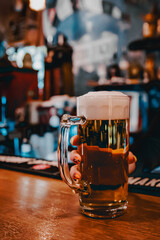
<box><xmin>90</xmin><ymin>5</ymin><xmax>160</xmax><ymax>143</ymax></box>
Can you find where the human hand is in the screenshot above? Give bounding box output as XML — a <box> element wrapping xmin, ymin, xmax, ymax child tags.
<box><xmin>70</xmin><ymin>135</ymin><xmax>137</xmax><ymax>181</ymax></box>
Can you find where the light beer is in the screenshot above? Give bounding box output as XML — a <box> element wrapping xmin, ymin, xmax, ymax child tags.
<box><xmin>77</xmin><ymin>91</ymin><xmax>129</xmax><ymax>218</ymax></box>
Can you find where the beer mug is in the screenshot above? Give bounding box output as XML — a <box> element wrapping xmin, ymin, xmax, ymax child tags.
<box><xmin>58</xmin><ymin>91</ymin><xmax>130</xmax><ymax>218</ymax></box>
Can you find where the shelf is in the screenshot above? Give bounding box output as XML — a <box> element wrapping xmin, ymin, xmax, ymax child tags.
<box><xmin>87</xmin><ymin>80</ymin><xmax>160</xmax><ymax>92</ymax></box>
<box><xmin>128</xmin><ymin>37</ymin><xmax>160</xmax><ymax>51</ymax></box>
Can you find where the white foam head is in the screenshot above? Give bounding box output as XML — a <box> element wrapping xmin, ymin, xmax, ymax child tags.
<box><xmin>77</xmin><ymin>91</ymin><xmax>129</xmax><ymax>120</ymax></box>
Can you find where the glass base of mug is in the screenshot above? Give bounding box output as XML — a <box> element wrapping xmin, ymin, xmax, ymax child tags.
<box><xmin>80</xmin><ymin>201</ymin><xmax>128</xmax><ymax>219</ymax></box>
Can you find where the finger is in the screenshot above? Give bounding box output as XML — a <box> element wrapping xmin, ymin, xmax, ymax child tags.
<box><xmin>128</xmin><ymin>162</ymin><xmax>136</xmax><ymax>174</ymax></box>
<box><xmin>127</xmin><ymin>151</ymin><xmax>137</xmax><ymax>164</ymax></box>
<box><xmin>70</xmin><ymin>135</ymin><xmax>79</xmax><ymax>146</ymax></box>
<box><xmin>70</xmin><ymin>150</ymin><xmax>81</xmax><ymax>164</ymax></box>
<box><xmin>70</xmin><ymin>165</ymin><xmax>81</xmax><ymax>181</ymax></box>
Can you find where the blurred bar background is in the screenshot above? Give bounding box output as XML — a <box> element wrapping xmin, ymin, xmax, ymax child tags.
<box><xmin>0</xmin><ymin>0</ymin><xmax>160</xmax><ymax>174</ymax></box>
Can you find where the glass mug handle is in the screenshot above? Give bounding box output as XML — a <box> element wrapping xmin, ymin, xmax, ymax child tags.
<box><xmin>58</xmin><ymin>114</ymin><xmax>90</xmax><ymax>195</ymax></box>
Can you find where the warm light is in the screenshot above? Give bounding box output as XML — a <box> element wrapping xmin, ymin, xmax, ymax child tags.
<box><xmin>15</xmin><ymin>0</ymin><xmax>23</xmax><ymax>11</ymax></box>
<box><xmin>29</xmin><ymin>0</ymin><xmax>46</xmax><ymax>11</ymax></box>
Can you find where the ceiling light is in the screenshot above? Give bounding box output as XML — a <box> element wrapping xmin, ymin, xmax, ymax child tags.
<box><xmin>29</xmin><ymin>0</ymin><xmax>46</xmax><ymax>11</ymax></box>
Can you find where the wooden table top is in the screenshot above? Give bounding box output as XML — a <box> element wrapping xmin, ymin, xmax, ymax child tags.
<box><xmin>0</xmin><ymin>169</ymin><xmax>159</xmax><ymax>240</ymax></box>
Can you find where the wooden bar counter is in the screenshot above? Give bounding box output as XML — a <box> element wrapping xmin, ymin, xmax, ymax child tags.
<box><xmin>0</xmin><ymin>169</ymin><xmax>159</xmax><ymax>240</ymax></box>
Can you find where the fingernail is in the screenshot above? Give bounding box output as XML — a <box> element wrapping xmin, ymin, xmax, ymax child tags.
<box><xmin>73</xmin><ymin>173</ymin><xmax>81</xmax><ymax>180</ymax></box>
<box><xmin>70</xmin><ymin>137</ymin><xmax>74</xmax><ymax>145</ymax></box>
<box><xmin>133</xmin><ymin>155</ymin><xmax>137</xmax><ymax>163</ymax></box>
<box><xmin>74</xmin><ymin>155</ymin><xmax>81</xmax><ymax>164</ymax></box>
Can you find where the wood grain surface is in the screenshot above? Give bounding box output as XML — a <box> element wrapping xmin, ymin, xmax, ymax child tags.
<box><xmin>0</xmin><ymin>169</ymin><xmax>159</xmax><ymax>240</ymax></box>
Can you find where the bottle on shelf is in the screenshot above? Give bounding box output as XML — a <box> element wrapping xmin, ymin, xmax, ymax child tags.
<box><xmin>119</xmin><ymin>50</ymin><xmax>129</xmax><ymax>79</ymax></box>
<box><xmin>143</xmin><ymin>4</ymin><xmax>158</xmax><ymax>38</ymax></box>
<box><xmin>145</xmin><ymin>54</ymin><xmax>155</xmax><ymax>80</ymax></box>
<box><xmin>128</xmin><ymin>60</ymin><xmax>143</xmax><ymax>81</ymax></box>
<box><xmin>44</xmin><ymin>33</ymin><xmax>74</xmax><ymax>98</ymax></box>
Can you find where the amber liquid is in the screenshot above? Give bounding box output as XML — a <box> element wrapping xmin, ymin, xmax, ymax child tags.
<box><xmin>78</xmin><ymin>119</ymin><xmax>129</xmax><ymax>218</ymax></box>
